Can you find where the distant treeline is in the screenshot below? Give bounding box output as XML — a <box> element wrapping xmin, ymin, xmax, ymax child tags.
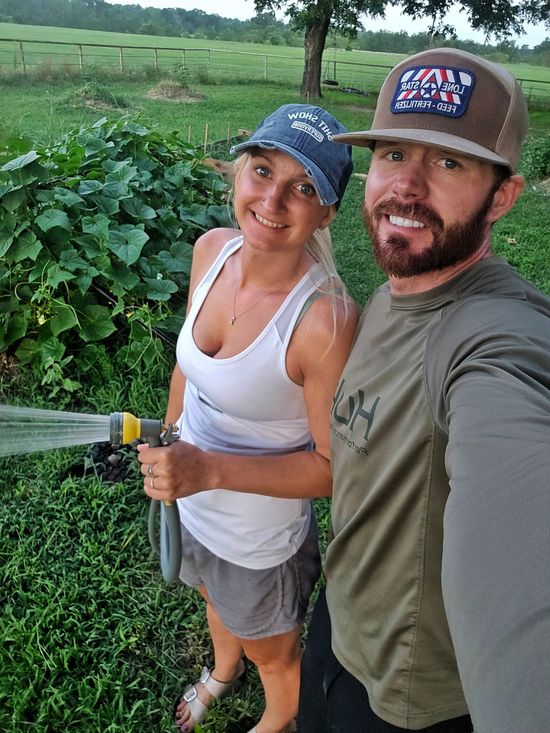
<box><xmin>0</xmin><ymin>0</ymin><xmax>548</xmax><ymax>64</ymax></box>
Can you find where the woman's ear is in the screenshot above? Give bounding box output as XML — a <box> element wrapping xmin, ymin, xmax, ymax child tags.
<box><xmin>319</xmin><ymin>205</ymin><xmax>337</xmax><ymax>230</ymax></box>
<box><xmin>487</xmin><ymin>175</ymin><xmax>524</xmax><ymax>224</ymax></box>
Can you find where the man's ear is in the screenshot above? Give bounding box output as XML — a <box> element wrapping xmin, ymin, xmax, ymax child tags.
<box><xmin>487</xmin><ymin>175</ymin><xmax>524</xmax><ymax>224</ymax></box>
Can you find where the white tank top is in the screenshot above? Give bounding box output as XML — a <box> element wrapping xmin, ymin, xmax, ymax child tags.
<box><xmin>176</xmin><ymin>235</ymin><xmax>326</xmax><ymax>568</ymax></box>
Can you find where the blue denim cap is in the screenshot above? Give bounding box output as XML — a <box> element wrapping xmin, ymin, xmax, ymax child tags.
<box><xmin>230</xmin><ymin>104</ymin><xmax>353</xmax><ymax>209</ymax></box>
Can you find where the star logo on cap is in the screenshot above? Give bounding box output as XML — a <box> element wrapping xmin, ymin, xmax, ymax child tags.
<box><xmin>390</xmin><ymin>64</ymin><xmax>475</xmax><ymax>118</ymax></box>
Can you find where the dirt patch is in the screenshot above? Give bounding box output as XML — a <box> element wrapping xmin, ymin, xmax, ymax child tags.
<box><xmin>0</xmin><ymin>351</ymin><xmax>17</xmax><ymax>381</ymax></box>
<box><xmin>84</xmin><ymin>99</ymin><xmax>116</xmax><ymax>111</ymax></box>
<box><xmin>146</xmin><ymin>80</ymin><xmax>204</xmax><ymax>102</ymax></box>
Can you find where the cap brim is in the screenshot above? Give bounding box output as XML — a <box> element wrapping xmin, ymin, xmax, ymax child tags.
<box><xmin>332</xmin><ymin>129</ymin><xmax>512</xmax><ymax>170</ymax></box>
<box><xmin>230</xmin><ymin>139</ymin><xmax>338</xmax><ymax>206</ymax></box>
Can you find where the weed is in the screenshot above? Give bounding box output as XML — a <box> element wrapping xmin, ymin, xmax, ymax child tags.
<box><xmin>519</xmin><ymin>133</ymin><xmax>550</xmax><ymax>180</ymax></box>
<box><xmin>64</xmin><ymin>80</ymin><xmax>128</xmax><ymax>108</ymax></box>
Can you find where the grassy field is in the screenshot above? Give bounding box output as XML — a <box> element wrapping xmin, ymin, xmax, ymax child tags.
<box><xmin>1</xmin><ymin>22</ymin><xmax>550</xmax><ymax>99</ymax></box>
<box><xmin>1</xmin><ymin>22</ymin><xmax>549</xmax><ymax>733</ymax></box>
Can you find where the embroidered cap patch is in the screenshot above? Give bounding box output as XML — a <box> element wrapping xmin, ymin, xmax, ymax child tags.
<box><xmin>390</xmin><ymin>65</ymin><xmax>475</xmax><ymax>118</ymax></box>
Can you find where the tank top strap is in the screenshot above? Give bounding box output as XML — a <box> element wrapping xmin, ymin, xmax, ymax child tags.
<box><xmin>191</xmin><ymin>235</ymin><xmax>243</xmax><ymax>306</ymax></box>
<box><xmin>275</xmin><ymin>262</ymin><xmax>327</xmax><ymax>345</ymax></box>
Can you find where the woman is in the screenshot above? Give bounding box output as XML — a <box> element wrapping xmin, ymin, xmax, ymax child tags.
<box><xmin>137</xmin><ymin>103</ymin><xmax>358</xmax><ymax>733</ymax></box>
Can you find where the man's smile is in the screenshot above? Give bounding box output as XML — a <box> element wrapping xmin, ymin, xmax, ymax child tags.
<box><xmin>388</xmin><ymin>215</ymin><xmax>426</xmax><ymax>229</ymax></box>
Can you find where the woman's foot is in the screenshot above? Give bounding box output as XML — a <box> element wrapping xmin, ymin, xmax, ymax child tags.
<box><xmin>174</xmin><ymin>659</ymin><xmax>246</xmax><ymax>732</ymax></box>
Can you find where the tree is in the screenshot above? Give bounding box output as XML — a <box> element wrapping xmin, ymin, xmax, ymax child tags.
<box><xmin>253</xmin><ymin>0</ymin><xmax>550</xmax><ymax>98</ymax></box>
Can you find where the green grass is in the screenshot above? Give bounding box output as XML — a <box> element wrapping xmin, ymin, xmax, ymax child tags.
<box><xmin>0</xmin><ymin>355</ymin><xmax>266</xmax><ymax>733</ymax></box>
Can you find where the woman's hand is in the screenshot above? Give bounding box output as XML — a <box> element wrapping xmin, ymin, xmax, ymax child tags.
<box><xmin>137</xmin><ymin>440</ymin><xmax>211</xmax><ymax>502</ymax></box>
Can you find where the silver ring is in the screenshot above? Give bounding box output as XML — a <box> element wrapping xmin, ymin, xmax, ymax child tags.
<box><xmin>147</xmin><ymin>463</ymin><xmax>154</xmax><ymax>476</ymax></box>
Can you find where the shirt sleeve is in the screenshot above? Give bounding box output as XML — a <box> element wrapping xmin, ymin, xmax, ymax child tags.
<box><xmin>426</xmin><ymin>296</ymin><xmax>550</xmax><ymax>732</ymax></box>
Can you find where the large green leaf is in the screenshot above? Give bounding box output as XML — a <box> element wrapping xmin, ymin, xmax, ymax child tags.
<box><xmin>37</xmin><ymin>334</ymin><xmax>66</xmax><ymax>364</ymax></box>
<box><xmin>121</xmin><ymin>198</ymin><xmax>157</xmax><ymax>220</ymax></box>
<box><xmin>35</xmin><ymin>209</ymin><xmax>72</xmax><ymax>233</ymax></box>
<box><xmin>50</xmin><ymin>301</ymin><xmax>79</xmax><ymax>336</ymax></box>
<box><xmin>82</xmin><ymin>213</ymin><xmax>111</xmax><ymax>242</ymax></box>
<box><xmin>78</xmin><ymin>180</ymin><xmax>104</xmax><ymax>196</ymax></box>
<box><xmin>10</xmin><ymin>231</ymin><xmax>42</xmax><ymax>263</ymax></box>
<box><xmin>90</xmin><ymin>194</ymin><xmax>120</xmax><ymax>216</ymax></box>
<box><xmin>45</xmin><ymin>264</ymin><xmax>76</xmax><ymax>288</ymax></box>
<box><xmin>151</xmin><ymin>250</ymin><xmax>191</xmax><ymax>275</ymax></box>
<box><xmin>2</xmin><ymin>188</ymin><xmax>27</xmax><ymax>212</ymax></box>
<box><xmin>104</xmin><ymin>160</ymin><xmax>139</xmax><ymax>185</ymax></box>
<box><xmin>0</xmin><ymin>210</ymin><xmax>17</xmax><ymax>256</ymax></box>
<box><xmin>1</xmin><ymin>150</ymin><xmax>40</xmax><ymax>171</ymax></box>
<box><xmin>53</xmin><ymin>188</ymin><xmax>85</xmax><ymax>207</ymax></box>
<box><xmin>79</xmin><ymin>304</ymin><xmax>117</xmax><ymax>342</ymax></box>
<box><xmin>15</xmin><ymin>337</ymin><xmax>38</xmax><ymax>364</ymax></box>
<box><xmin>59</xmin><ymin>247</ymin><xmax>91</xmax><ymax>272</ymax></box>
<box><xmin>155</xmin><ymin>313</ymin><xmax>185</xmax><ymax>336</ymax></box>
<box><xmin>4</xmin><ymin>309</ymin><xmax>30</xmax><ymax>346</ymax></box>
<box><xmin>103</xmin><ymin>261</ymin><xmax>140</xmax><ymax>296</ymax></box>
<box><xmin>144</xmin><ymin>277</ymin><xmax>178</xmax><ymax>301</ymax></box>
<box><xmin>107</xmin><ymin>225</ymin><xmax>149</xmax><ymax>266</ymax></box>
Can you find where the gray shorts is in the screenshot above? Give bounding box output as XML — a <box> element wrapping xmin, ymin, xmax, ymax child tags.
<box><xmin>179</xmin><ymin>514</ymin><xmax>321</xmax><ymax>640</ymax></box>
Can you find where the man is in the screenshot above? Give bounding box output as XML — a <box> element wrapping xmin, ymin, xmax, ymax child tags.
<box><xmin>298</xmin><ymin>47</ymin><xmax>550</xmax><ymax>733</ymax></box>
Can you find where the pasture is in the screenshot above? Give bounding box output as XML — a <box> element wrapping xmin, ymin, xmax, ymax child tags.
<box><xmin>1</xmin><ymin>21</ymin><xmax>549</xmax><ymax>733</ymax></box>
<box><xmin>1</xmin><ymin>22</ymin><xmax>550</xmax><ymax>99</ymax></box>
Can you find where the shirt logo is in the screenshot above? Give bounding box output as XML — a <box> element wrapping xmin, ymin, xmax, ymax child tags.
<box><xmin>391</xmin><ymin>65</ymin><xmax>475</xmax><ymax>118</ymax></box>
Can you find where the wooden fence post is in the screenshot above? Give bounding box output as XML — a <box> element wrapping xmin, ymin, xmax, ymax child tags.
<box><xmin>119</xmin><ymin>46</ymin><xmax>123</xmax><ymax>72</ymax></box>
<box><xmin>78</xmin><ymin>44</ymin><xmax>83</xmax><ymax>74</ymax></box>
<box><xmin>153</xmin><ymin>48</ymin><xmax>158</xmax><ymax>71</ymax></box>
<box><xmin>18</xmin><ymin>40</ymin><xmax>27</xmax><ymax>78</ymax></box>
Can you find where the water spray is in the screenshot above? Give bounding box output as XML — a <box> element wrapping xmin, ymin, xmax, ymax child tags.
<box><xmin>0</xmin><ymin>405</ymin><xmax>182</xmax><ymax>583</ymax></box>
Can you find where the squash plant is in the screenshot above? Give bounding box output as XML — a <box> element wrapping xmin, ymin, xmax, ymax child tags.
<box><xmin>0</xmin><ymin>116</ymin><xmax>231</xmax><ymax>393</ymax></box>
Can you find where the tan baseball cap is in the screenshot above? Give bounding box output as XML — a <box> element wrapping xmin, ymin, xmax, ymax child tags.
<box><xmin>332</xmin><ymin>48</ymin><xmax>528</xmax><ymax>172</ymax></box>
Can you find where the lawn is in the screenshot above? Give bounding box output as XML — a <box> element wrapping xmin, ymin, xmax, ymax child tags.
<box><xmin>1</xmin><ymin>24</ymin><xmax>549</xmax><ymax>733</ymax></box>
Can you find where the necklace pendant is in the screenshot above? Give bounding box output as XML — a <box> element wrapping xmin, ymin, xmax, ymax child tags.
<box><xmin>230</xmin><ymin>316</ymin><xmax>236</xmax><ymax>326</ymax></box>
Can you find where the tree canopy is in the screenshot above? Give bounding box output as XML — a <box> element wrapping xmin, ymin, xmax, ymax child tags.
<box><xmin>253</xmin><ymin>0</ymin><xmax>550</xmax><ymax>96</ymax></box>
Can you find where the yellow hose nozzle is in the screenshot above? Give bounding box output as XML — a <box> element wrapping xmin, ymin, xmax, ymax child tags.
<box><xmin>109</xmin><ymin>412</ymin><xmax>164</xmax><ymax>447</ymax></box>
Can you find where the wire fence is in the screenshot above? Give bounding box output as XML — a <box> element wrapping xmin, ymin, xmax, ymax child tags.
<box><xmin>0</xmin><ymin>37</ymin><xmax>549</xmax><ymax>103</ymax></box>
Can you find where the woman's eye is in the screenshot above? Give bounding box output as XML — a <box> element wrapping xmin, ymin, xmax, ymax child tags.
<box><xmin>297</xmin><ymin>182</ymin><xmax>315</xmax><ymax>196</ymax></box>
<box><xmin>254</xmin><ymin>165</ymin><xmax>269</xmax><ymax>177</ymax></box>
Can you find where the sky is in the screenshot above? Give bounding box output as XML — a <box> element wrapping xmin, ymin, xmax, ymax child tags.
<box><xmin>105</xmin><ymin>0</ymin><xmax>548</xmax><ymax>48</ymax></box>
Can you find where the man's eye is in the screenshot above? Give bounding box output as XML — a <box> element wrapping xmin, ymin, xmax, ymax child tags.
<box><xmin>440</xmin><ymin>158</ymin><xmax>459</xmax><ymax>170</ymax></box>
<box><xmin>385</xmin><ymin>151</ymin><xmax>403</xmax><ymax>162</ymax></box>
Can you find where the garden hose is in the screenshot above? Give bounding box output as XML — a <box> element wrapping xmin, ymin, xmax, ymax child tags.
<box><xmin>109</xmin><ymin>412</ymin><xmax>182</xmax><ymax>583</ymax></box>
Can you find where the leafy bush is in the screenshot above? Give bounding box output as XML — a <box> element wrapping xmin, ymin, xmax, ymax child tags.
<box><xmin>0</xmin><ymin>116</ymin><xmax>231</xmax><ymax>394</ymax></box>
<box><xmin>520</xmin><ymin>133</ymin><xmax>550</xmax><ymax>181</ymax></box>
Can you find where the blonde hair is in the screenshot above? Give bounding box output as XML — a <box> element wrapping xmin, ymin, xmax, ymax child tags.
<box><xmin>230</xmin><ymin>153</ymin><xmax>351</xmax><ymax>336</ymax></box>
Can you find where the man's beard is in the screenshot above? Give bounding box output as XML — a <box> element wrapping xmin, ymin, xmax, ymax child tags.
<box><xmin>362</xmin><ymin>189</ymin><xmax>496</xmax><ymax>279</ymax></box>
